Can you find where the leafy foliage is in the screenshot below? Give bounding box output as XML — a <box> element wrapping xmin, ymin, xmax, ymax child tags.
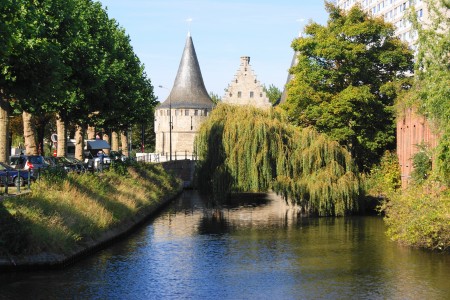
<box><xmin>209</xmin><ymin>91</ymin><xmax>221</xmax><ymax>104</ymax></box>
<box><xmin>409</xmin><ymin>0</ymin><xmax>450</xmax><ymax>183</ymax></box>
<box><xmin>0</xmin><ymin>0</ymin><xmax>157</xmax><ymax>158</ymax></box>
<box><xmin>383</xmin><ymin>180</ymin><xmax>450</xmax><ymax>251</ymax></box>
<box><xmin>263</xmin><ymin>84</ymin><xmax>282</xmax><ymax>105</ymax></box>
<box><xmin>195</xmin><ymin>104</ymin><xmax>362</xmax><ymax>216</ymax></box>
<box><xmin>282</xmin><ymin>3</ymin><xmax>414</xmax><ymax>171</ymax></box>
<box><xmin>411</xmin><ymin>144</ymin><xmax>432</xmax><ymax>184</ymax></box>
<box><xmin>366</xmin><ymin>151</ymin><xmax>401</xmax><ymax>198</ymax></box>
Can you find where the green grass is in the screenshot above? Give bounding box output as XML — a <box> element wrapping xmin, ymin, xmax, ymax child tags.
<box><xmin>0</xmin><ymin>163</ymin><xmax>181</xmax><ymax>256</ymax></box>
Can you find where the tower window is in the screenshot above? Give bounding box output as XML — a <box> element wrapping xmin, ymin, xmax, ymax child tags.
<box><xmin>250</xmin><ymin>91</ymin><xmax>254</xmax><ymax>98</ymax></box>
<box><xmin>238</xmin><ymin>91</ymin><xmax>242</xmax><ymax>98</ymax></box>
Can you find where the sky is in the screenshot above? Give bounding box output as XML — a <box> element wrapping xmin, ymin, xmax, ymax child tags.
<box><xmin>98</xmin><ymin>0</ymin><xmax>330</xmax><ymax>103</ymax></box>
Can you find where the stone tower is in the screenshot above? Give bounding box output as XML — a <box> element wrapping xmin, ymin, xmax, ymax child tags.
<box><xmin>222</xmin><ymin>56</ymin><xmax>271</xmax><ymax>109</ymax></box>
<box><xmin>154</xmin><ymin>33</ymin><xmax>214</xmax><ymax>159</ymax></box>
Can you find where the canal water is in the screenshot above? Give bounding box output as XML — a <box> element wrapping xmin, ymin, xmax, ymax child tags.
<box><xmin>1</xmin><ymin>191</ymin><xmax>449</xmax><ymax>299</ymax></box>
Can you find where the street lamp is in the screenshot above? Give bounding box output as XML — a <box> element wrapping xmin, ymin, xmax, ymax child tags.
<box><xmin>159</xmin><ymin>85</ymin><xmax>172</xmax><ymax>161</ymax></box>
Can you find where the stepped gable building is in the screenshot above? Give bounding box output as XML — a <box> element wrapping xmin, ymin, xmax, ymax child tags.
<box><xmin>154</xmin><ymin>33</ymin><xmax>214</xmax><ymax>158</ymax></box>
<box><xmin>222</xmin><ymin>56</ymin><xmax>271</xmax><ymax>109</ymax></box>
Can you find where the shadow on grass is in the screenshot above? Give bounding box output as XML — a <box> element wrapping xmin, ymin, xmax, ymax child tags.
<box><xmin>0</xmin><ymin>203</ymin><xmax>29</xmax><ymax>255</ymax></box>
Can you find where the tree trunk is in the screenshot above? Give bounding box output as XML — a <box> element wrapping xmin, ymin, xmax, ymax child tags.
<box><xmin>121</xmin><ymin>132</ymin><xmax>128</xmax><ymax>156</ymax></box>
<box><xmin>0</xmin><ymin>94</ymin><xmax>10</xmax><ymax>162</ymax></box>
<box><xmin>111</xmin><ymin>131</ymin><xmax>119</xmax><ymax>151</ymax></box>
<box><xmin>103</xmin><ymin>133</ymin><xmax>110</xmax><ymax>155</ymax></box>
<box><xmin>56</xmin><ymin>116</ymin><xmax>66</xmax><ymax>157</ymax></box>
<box><xmin>87</xmin><ymin>126</ymin><xmax>95</xmax><ymax>140</ymax></box>
<box><xmin>36</xmin><ymin>115</ymin><xmax>50</xmax><ymax>156</ymax></box>
<box><xmin>74</xmin><ymin>125</ymin><xmax>84</xmax><ymax>160</ymax></box>
<box><xmin>23</xmin><ymin>111</ymin><xmax>38</xmax><ymax>155</ymax></box>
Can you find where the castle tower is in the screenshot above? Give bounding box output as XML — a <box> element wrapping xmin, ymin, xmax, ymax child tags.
<box><xmin>222</xmin><ymin>56</ymin><xmax>271</xmax><ymax>109</ymax></box>
<box><xmin>154</xmin><ymin>33</ymin><xmax>214</xmax><ymax>159</ymax></box>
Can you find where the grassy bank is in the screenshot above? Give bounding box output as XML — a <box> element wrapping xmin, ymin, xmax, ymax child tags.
<box><xmin>0</xmin><ymin>163</ymin><xmax>181</xmax><ymax>257</ymax></box>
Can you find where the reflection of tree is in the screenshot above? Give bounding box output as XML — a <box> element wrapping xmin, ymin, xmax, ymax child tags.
<box><xmin>198</xmin><ymin>209</ymin><xmax>230</xmax><ymax>235</ymax></box>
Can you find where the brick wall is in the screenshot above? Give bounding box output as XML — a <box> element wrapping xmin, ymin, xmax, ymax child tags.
<box><xmin>397</xmin><ymin>107</ymin><xmax>439</xmax><ymax>187</ymax></box>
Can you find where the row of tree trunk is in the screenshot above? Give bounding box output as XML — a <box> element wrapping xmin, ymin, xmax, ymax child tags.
<box><xmin>0</xmin><ymin>107</ymin><xmax>129</xmax><ymax>162</ymax></box>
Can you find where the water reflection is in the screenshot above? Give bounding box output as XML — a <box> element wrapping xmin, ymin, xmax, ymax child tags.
<box><xmin>1</xmin><ymin>190</ymin><xmax>449</xmax><ymax>300</ymax></box>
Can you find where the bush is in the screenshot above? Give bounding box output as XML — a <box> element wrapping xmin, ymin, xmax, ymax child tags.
<box><xmin>411</xmin><ymin>144</ymin><xmax>432</xmax><ymax>184</ymax></box>
<box><xmin>366</xmin><ymin>151</ymin><xmax>401</xmax><ymax>199</ymax></box>
<box><xmin>383</xmin><ymin>179</ymin><xmax>450</xmax><ymax>251</ymax></box>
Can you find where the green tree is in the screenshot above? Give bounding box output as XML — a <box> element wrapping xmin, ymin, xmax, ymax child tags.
<box><xmin>263</xmin><ymin>84</ymin><xmax>282</xmax><ymax>105</ymax></box>
<box><xmin>282</xmin><ymin>3</ymin><xmax>413</xmax><ymax>171</ymax></box>
<box><xmin>409</xmin><ymin>0</ymin><xmax>450</xmax><ymax>182</ymax></box>
<box><xmin>1</xmin><ymin>0</ymin><xmax>156</xmax><ymax>158</ymax></box>
<box><xmin>209</xmin><ymin>92</ymin><xmax>221</xmax><ymax>104</ymax></box>
<box><xmin>196</xmin><ymin>104</ymin><xmax>362</xmax><ymax>216</ymax></box>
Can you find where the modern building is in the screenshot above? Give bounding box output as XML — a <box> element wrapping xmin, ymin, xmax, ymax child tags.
<box><xmin>222</xmin><ymin>56</ymin><xmax>271</xmax><ymax>109</ymax></box>
<box><xmin>335</xmin><ymin>0</ymin><xmax>428</xmax><ymax>51</ymax></box>
<box><xmin>154</xmin><ymin>33</ymin><xmax>214</xmax><ymax>159</ymax></box>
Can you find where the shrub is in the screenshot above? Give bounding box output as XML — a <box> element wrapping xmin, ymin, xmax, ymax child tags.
<box><xmin>383</xmin><ymin>179</ymin><xmax>450</xmax><ymax>251</ymax></box>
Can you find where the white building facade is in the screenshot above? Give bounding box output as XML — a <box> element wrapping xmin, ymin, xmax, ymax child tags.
<box><xmin>335</xmin><ymin>0</ymin><xmax>428</xmax><ymax>50</ymax></box>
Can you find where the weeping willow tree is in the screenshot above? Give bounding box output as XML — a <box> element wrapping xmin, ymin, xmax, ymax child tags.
<box><xmin>195</xmin><ymin>104</ymin><xmax>362</xmax><ymax>216</ymax></box>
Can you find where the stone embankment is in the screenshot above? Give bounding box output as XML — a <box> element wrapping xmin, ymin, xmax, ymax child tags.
<box><xmin>0</xmin><ymin>164</ymin><xmax>185</xmax><ymax>271</ymax></box>
<box><xmin>0</xmin><ymin>186</ymin><xmax>183</xmax><ymax>271</ymax></box>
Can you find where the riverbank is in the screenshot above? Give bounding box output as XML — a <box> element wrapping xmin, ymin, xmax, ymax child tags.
<box><xmin>0</xmin><ymin>163</ymin><xmax>182</xmax><ymax>270</ymax></box>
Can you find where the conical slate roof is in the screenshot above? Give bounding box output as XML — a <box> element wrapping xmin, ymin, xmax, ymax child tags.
<box><xmin>279</xmin><ymin>50</ymin><xmax>299</xmax><ymax>105</ymax></box>
<box><xmin>158</xmin><ymin>34</ymin><xmax>214</xmax><ymax>109</ymax></box>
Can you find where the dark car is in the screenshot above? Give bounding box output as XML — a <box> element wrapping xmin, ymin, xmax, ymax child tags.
<box><xmin>0</xmin><ymin>162</ymin><xmax>35</xmax><ymax>187</ymax></box>
<box><xmin>65</xmin><ymin>157</ymin><xmax>87</xmax><ymax>173</ymax></box>
<box><xmin>9</xmin><ymin>155</ymin><xmax>49</xmax><ymax>170</ymax></box>
<box><xmin>44</xmin><ymin>156</ymin><xmax>78</xmax><ymax>173</ymax></box>
<box><xmin>109</xmin><ymin>151</ymin><xmax>128</xmax><ymax>162</ymax></box>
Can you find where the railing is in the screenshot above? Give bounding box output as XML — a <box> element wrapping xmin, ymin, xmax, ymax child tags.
<box><xmin>135</xmin><ymin>152</ymin><xmax>198</xmax><ymax>163</ymax></box>
<box><xmin>0</xmin><ymin>169</ymin><xmax>34</xmax><ymax>197</ymax></box>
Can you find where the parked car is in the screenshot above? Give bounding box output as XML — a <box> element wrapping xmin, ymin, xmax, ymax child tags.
<box><xmin>65</xmin><ymin>157</ymin><xmax>87</xmax><ymax>173</ymax></box>
<box><xmin>84</xmin><ymin>151</ymin><xmax>111</xmax><ymax>171</ymax></box>
<box><xmin>9</xmin><ymin>155</ymin><xmax>49</xmax><ymax>170</ymax></box>
<box><xmin>0</xmin><ymin>162</ymin><xmax>35</xmax><ymax>187</ymax></box>
<box><xmin>109</xmin><ymin>150</ymin><xmax>128</xmax><ymax>162</ymax></box>
<box><xmin>44</xmin><ymin>156</ymin><xmax>78</xmax><ymax>173</ymax></box>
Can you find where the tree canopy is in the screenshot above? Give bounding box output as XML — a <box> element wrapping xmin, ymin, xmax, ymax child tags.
<box><xmin>410</xmin><ymin>0</ymin><xmax>450</xmax><ymax>182</ymax></box>
<box><xmin>0</xmin><ymin>0</ymin><xmax>156</xmax><ymax>160</ymax></box>
<box><xmin>195</xmin><ymin>104</ymin><xmax>362</xmax><ymax>217</ymax></box>
<box><xmin>282</xmin><ymin>3</ymin><xmax>414</xmax><ymax>171</ymax></box>
<box><xmin>263</xmin><ymin>84</ymin><xmax>282</xmax><ymax>105</ymax></box>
